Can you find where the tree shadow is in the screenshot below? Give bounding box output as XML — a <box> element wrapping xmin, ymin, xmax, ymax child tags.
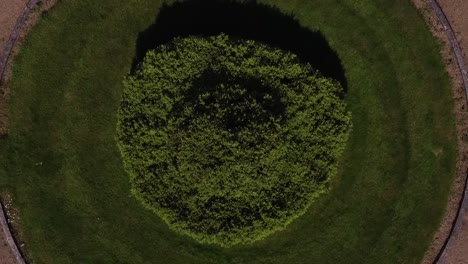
<box><xmin>134</xmin><ymin>0</ymin><xmax>347</xmax><ymax>93</ymax></box>
<box><xmin>174</xmin><ymin>69</ymin><xmax>287</xmax><ymax>132</ymax></box>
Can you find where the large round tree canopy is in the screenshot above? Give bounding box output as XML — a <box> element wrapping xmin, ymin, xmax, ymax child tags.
<box><xmin>117</xmin><ymin>34</ymin><xmax>351</xmax><ymax>247</ymax></box>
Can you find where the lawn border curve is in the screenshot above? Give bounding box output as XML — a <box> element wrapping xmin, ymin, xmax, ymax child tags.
<box><xmin>428</xmin><ymin>0</ymin><xmax>468</xmax><ymax>105</ymax></box>
<box><xmin>0</xmin><ymin>0</ymin><xmax>460</xmax><ymax>262</ymax></box>
<box><xmin>0</xmin><ymin>0</ymin><xmax>40</xmax><ymax>263</ymax></box>
<box><xmin>424</xmin><ymin>1</ymin><xmax>468</xmax><ymax>263</ymax></box>
<box><xmin>0</xmin><ymin>0</ymin><xmax>39</xmax><ymax>83</ymax></box>
<box><xmin>0</xmin><ymin>200</ymin><xmax>25</xmax><ymax>264</ymax></box>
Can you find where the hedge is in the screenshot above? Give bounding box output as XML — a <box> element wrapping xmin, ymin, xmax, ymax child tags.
<box><xmin>117</xmin><ymin>34</ymin><xmax>351</xmax><ymax>247</ymax></box>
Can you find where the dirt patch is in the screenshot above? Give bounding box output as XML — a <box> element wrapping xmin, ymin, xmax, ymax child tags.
<box><xmin>438</xmin><ymin>0</ymin><xmax>468</xmax><ymax>60</ymax></box>
<box><xmin>0</xmin><ymin>0</ymin><xmax>27</xmax><ymax>138</ymax></box>
<box><xmin>0</xmin><ymin>0</ymin><xmax>27</xmax><ymax>54</ymax></box>
<box><xmin>434</xmin><ymin>1</ymin><xmax>468</xmax><ymax>263</ymax></box>
<box><xmin>413</xmin><ymin>0</ymin><xmax>468</xmax><ymax>264</ymax></box>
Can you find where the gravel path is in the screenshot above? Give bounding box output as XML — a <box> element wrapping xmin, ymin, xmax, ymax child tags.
<box><xmin>435</xmin><ymin>1</ymin><xmax>468</xmax><ymax>263</ymax></box>
<box><xmin>0</xmin><ymin>0</ymin><xmax>26</xmax><ymax>55</ymax></box>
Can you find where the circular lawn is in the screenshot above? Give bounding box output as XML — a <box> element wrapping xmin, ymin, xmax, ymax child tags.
<box><xmin>0</xmin><ymin>0</ymin><xmax>456</xmax><ymax>263</ymax></box>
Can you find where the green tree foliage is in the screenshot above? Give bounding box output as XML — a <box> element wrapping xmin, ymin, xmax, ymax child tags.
<box><xmin>117</xmin><ymin>34</ymin><xmax>351</xmax><ymax>247</ymax></box>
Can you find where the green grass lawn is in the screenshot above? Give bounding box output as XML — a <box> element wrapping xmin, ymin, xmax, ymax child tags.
<box><xmin>0</xmin><ymin>0</ymin><xmax>456</xmax><ymax>263</ymax></box>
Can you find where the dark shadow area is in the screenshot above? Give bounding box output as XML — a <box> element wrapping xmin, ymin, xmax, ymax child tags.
<box><xmin>133</xmin><ymin>0</ymin><xmax>348</xmax><ymax>93</ymax></box>
<box><xmin>174</xmin><ymin>69</ymin><xmax>286</xmax><ymax>132</ymax></box>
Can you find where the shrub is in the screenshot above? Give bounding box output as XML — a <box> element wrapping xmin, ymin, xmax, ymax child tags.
<box><xmin>117</xmin><ymin>34</ymin><xmax>351</xmax><ymax>247</ymax></box>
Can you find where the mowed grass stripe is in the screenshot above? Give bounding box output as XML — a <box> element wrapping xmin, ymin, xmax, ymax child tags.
<box><xmin>0</xmin><ymin>0</ymin><xmax>456</xmax><ymax>263</ymax></box>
